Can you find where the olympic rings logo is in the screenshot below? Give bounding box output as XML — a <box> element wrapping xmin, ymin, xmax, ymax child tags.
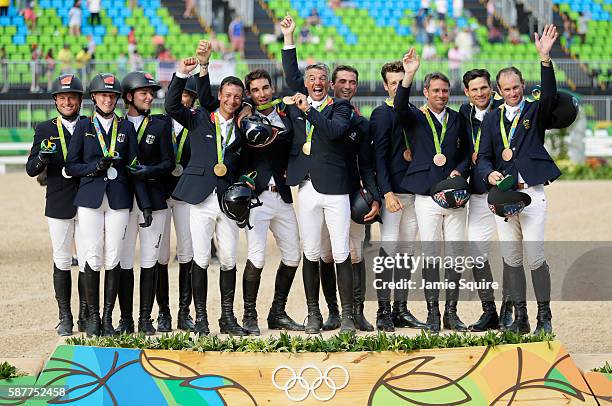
<box><xmin>271</xmin><ymin>364</ymin><xmax>350</xmax><ymax>402</ymax></box>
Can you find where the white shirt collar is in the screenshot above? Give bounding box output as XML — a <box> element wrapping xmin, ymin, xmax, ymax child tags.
<box><xmin>504</xmin><ymin>97</ymin><xmax>525</xmax><ymax>120</ymax></box>
<box><xmin>95</xmin><ymin>113</ymin><xmax>114</xmax><ymax>132</ymax></box>
<box><xmin>172</xmin><ymin>119</ymin><xmax>183</xmax><ymax>135</ymax></box>
<box><xmin>474</xmin><ymin>106</ymin><xmax>487</xmax><ymax>122</ymax></box>
<box><xmin>429</xmin><ymin>107</ymin><xmax>446</xmax><ymax>124</ymax></box>
<box><xmin>214</xmin><ymin>108</ymin><xmax>235</xmax><ymax>144</ymax></box>
<box><xmin>60</xmin><ymin>117</ymin><xmax>78</xmax><ymax>135</ymax></box>
<box><xmin>127</xmin><ymin>114</ymin><xmax>145</xmax><ymax>131</ymax></box>
<box><xmin>307</xmin><ymin>95</ymin><xmax>328</xmax><ymax>109</ymax></box>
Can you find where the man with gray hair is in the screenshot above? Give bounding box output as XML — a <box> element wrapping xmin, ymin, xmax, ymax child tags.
<box><xmin>280</xmin><ymin>14</ymin><xmax>354</xmax><ymax>334</ymax></box>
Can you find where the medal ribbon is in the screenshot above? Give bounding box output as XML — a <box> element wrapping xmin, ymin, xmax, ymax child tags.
<box><xmin>469</xmin><ymin>97</ymin><xmax>494</xmax><ymax>154</ymax></box>
<box><xmin>386</xmin><ymin>97</ymin><xmax>411</xmax><ymax>152</ymax></box>
<box><xmin>305</xmin><ymin>96</ymin><xmax>333</xmax><ymax>145</ymax></box>
<box><xmin>423</xmin><ymin>107</ymin><xmax>448</xmax><ymax>156</ymax></box>
<box><xmin>54</xmin><ymin>117</ymin><xmax>68</xmax><ymax>161</ymax></box>
<box><xmin>499</xmin><ymin>100</ymin><xmax>525</xmax><ymax>149</ymax></box>
<box><xmin>136</xmin><ymin>116</ymin><xmax>149</xmax><ymax>144</ymax></box>
<box><xmin>172</xmin><ymin>126</ymin><xmax>188</xmax><ymax>164</ymax></box>
<box><xmin>256</xmin><ymin>98</ymin><xmax>283</xmax><ymax>111</ymax></box>
<box><xmin>92</xmin><ymin>115</ymin><xmax>118</xmax><ymax>157</ymax></box>
<box><xmin>213</xmin><ymin>112</ymin><xmax>234</xmax><ymax>165</ymax></box>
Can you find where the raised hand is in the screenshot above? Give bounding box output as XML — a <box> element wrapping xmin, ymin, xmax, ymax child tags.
<box><xmin>294</xmin><ymin>92</ymin><xmax>309</xmax><ymax>112</ymax></box>
<box><xmin>534</xmin><ymin>24</ymin><xmax>558</xmax><ymax>61</ymax></box>
<box><xmin>196</xmin><ymin>40</ymin><xmax>212</xmax><ymax>65</ymax></box>
<box><xmin>280</xmin><ymin>13</ymin><xmax>296</xmax><ymax>37</ymax></box>
<box><xmin>178</xmin><ymin>57</ymin><xmax>198</xmax><ymax>75</ymax></box>
<box><xmin>402</xmin><ymin>47</ymin><xmax>420</xmax><ymax>75</ymax></box>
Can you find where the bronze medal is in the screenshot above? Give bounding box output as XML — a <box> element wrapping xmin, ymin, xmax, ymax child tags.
<box><xmin>171</xmin><ymin>164</ymin><xmax>183</xmax><ymax>177</ymax></box>
<box><xmin>472</xmin><ymin>152</ymin><xmax>478</xmax><ymax>165</ymax></box>
<box><xmin>403</xmin><ymin>149</ymin><xmax>412</xmax><ymax>162</ymax></box>
<box><xmin>282</xmin><ymin>96</ymin><xmax>295</xmax><ymax>105</ymax></box>
<box><xmin>502</xmin><ymin>148</ymin><xmax>513</xmax><ymax>161</ymax></box>
<box><xmin>433</xmin><ymin>153</ymin><xmax>446</xmax><ymax>167</ymax></box>
<box><xmin>213</xmin><ymin>163</ymin><xmax>227</xmax><ymax>177</ymax></box>
<box><xmin>302</xmin><ymin>141</ymin><xmax>312</xmax><ymax>155</ymax></box>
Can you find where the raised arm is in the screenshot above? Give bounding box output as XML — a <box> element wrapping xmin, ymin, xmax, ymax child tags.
<box><xmin>534</xmin><ymin>24</ymin><xmax>559</xmax><ymax>130</ymax></box>
<box><xmin>395</xmin><ymin>48</ymin><xmax>421</xmax><ymax>123</ymax></box>
<box><xmin>164</xmin><ymin>57</ymin><xmax>201</xmax><ymax>130</ymax></box>
<box><xmin>280</xmin><ymin>14</ymin><xmax>308</xmax><ymax>94</ymax></box>
<box><xmin>195</xmin><ymin>40</ymin><xmax>219</xmax><ymax>111</ymax></box>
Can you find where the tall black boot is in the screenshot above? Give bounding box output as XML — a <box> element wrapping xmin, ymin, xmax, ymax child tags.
<box><xmin>115</xmin><ymin>268</ymin><xmax>134</xmax><ymax>334</ymax></box>
<box><xmin>303</xmin><ymin>256</ymin><xmax>323</xmax><ymax>334</ymax></box>
<box><xmin>532</xmin><ymin>261</ymin><xmax>552</xmax><ymax>334</ymax></box>
<box><xmin>506</xmin><ymin>261</ymin><xmax>530</xmax><ymax>334</ymax></box>
<box><xmin>191</xmin><ymin>262</ymin><xmax>209</xmax><ymax>335</ymax></box>
<box><xmin>375</xmin><ymin>248</ymin><xmax>394</xmax><ymax>332</ymax></box>
<box><xmin>156</xmin><ymin>262</ymin><xmax>172</xmax><ymax>332</ymax></box>
<box><xmin>177</xmin><ymin>261</ymin><xmax>195</xmax><ymax>331</ymax></box>
<box><xmin>242</xmin><ymin>260</ymin><xmax>263</xmax><ymax>336</ymax></box>
<box><xmin>498</xmin><ymin>261</ymin><xmax>515</xmax><ymax>330</ymax></box>
<box><xmin>77</xmin><ymin>271</ymin><xmax>89</xmax><ymax>332</ymax></box>
<box><xmin>101</xmin><ymin>265</ymin><xmax>120</xmax><ymax>336</ymax></box>
<box><xmin>84</xmin><ymin>263</ymin><xmax>101</xmax><ymax>337</ymax></box>
<box><xmin>469</xmin><ymin>261</ymin><xmax>499</xmax><ymax>332</ymax></box>
<box><xmin>423</xmin><ymin>261</ymin><xmax>441</xmax><ymax>333</ymax></box>
<box><xmin>392</xmin><ymin>258</ymin><xmax>426</xmax><ymax>329</ymax></box>
<box><xmin>219</xmin><ymin>268</ymin><xmax>247</xmax><ymax>336</ymax></box>
<box><xmin>267</xmin><ymin>263</ymin><xmax>304</xmax><ymax>331</ymax></box>
<box><xmin>336</xmin><ymin>258</ymin><xmax>355</xmax><ymax>333</ymax></box>
<box><xmin>425</xmin><ymin>301</ymin><xmax>441</xmax><ymax>334</ymax></box>
<box><xmin>53</xmin><ymin>265</ymin><xmax>73</xmax><ymax>336</ymax></box>
<box><xmin>443</xmin><ymin>266</ymin><xmax>467</xmax><ymax>331</ymax></box>
<box><xmin>352</xmin><ymin>261</ymin><xmax>374</xmax><ymax>331</ymax></box>
<box><xmin>138</xmin><ymin>266</ymin><xmax>157</xmax><ymax>335</ymax></box>
<box><xmin>320</xmin><ymin>260</ymin><xmax>340</xmax><ymax>330</ymax></box>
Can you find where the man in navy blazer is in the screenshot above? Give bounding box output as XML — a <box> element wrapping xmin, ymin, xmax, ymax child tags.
<box><xmin>477</xmin><ymin>25</ymin><xmax>562</xmax><ymax>335</ymax></box>
<box><xmin>394</xmin><ymin>48</ymin><xmax>470</xmax><ymax>334</ymax></box>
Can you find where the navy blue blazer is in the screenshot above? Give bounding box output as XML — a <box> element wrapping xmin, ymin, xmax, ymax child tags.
<box><xmin>347</xmin><ymin>111</ymin><xmax>381</xmax><ymax>201</ymax></box>
<box><xmin>128</xmin><ymin>114</ymin><xmax>174</xmax><ymax>210</ymax></box>
<box><xmin>65</xmin><ymin>115</ymin><xmax>151</xmax><ymax>210</ymax></box>
<box><xmin>158</xmin><ymin>114</ymin><xmax>192</xmax><ymax>200</ymax></box>
<box><xmin>26</xmin><ymin>116</ymin><xmax>82</xmax><ymax>219</ymax></box>
<box><xmin>395</xmin><ymin>84</ymin><xmax>470</xmax><ymax>195</ymax></box>
<box><xmin>459</xmin><ymin>98</ymin><xmax>504</xmax><ymax>195</ymax></box>
<box><xmin>371</xmin><ymin>102</ymin><xmax>411</xmax><ymax>196</ymax></box>
<box><xmin>477</xmin><ymin>64</ymin><xmax>562</xmax><ymax>189</ymax></box>
<box><xmin>164</xmin><ymin>74</ymin><xmax>243</xmax><ymax>205</ymax></box>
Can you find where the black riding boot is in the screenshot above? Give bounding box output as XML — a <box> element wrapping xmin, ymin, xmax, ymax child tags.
<box><xmin>352</xmin><ymin>261</ymin><xmax>374</xmax><ymax>331</ymax></box>
<box><xmin>532</xmin><ymin>261</ymin><xmax>552</xmax><ymax>334</ymax></box>
<box><xmin>468</xmin><ymin>261</ymin><xmax>499</xmax><ymax>331</ymax></box>
<box><xmin>320</xmin><ymin>260</ymin><xmax>340</xmax><ymax>330</ymax></box>
<box><xmin>336</xmin><ymin>258</ymin><xmax>355</xmax><ymax>333</ymax></box>
<box><xmin>77</xmin><ymin>270</ymin><xmax>89</xmax><ymax>332</ymax></box>
<box><xmin>101</xmin><ymin>265</ymin><xmax>120</xmax><ymax>336</ymax></box>
<box><xmin>115</xmin><ymin>268</ymin><xmax>134</xmax><ymax>334</ymax></box>
<box><xmin>303</xmin><ymin>256</ymin><xmax>323</xmax><ymax>334</ymax></box>
<box><xmin>423</xmin><ymin>261</ymin><xmax>441</xmax><ymax>333</ymax></box>
<box><xmin>138</xmin><ymin>266</ymin><xmax>157</xmax><ymax>335</ymax></box>
<box><xmin>506</xmin><ymin>261</ymin><xmax>530</xmax><ymax>334</ymax></box>
<box><xmin>443</xmin><ymin>266</ymin><xmax>467</xmax><ymax>331</ymax></box>
<box><xmin>375</xmin><ymin>248</ymin><xmax>394</xmax><ymax>332</ymax></box>
<box><xmin>267</xmin><ymin>263</ymin><xmax>304</xmax><ymax>330</ymax></box>
<box><xmin>53</xmin><ymin>265</ymin><xmax>73</xmax><ymax>336</ymax></box>
<box><xmin>219</xmin><ymin>268</ymin><xmax>247</xmax><ymax>336</ymax></box>
<box><xmin>191</xmin><ymin>262</ymin><xmax>209</xmax><ymax>335</ymax></box>
<box><xmin>177</xmin><ymin>261</ymin><xmax>195</xmax><ymax>331</ymax></box>
<box><xmin>242</xmin><ymin>260</ymin><xmax>263</xmax><ymax>335</ymax></box>
<box><xmin>498</xmin><ymin>261</ymin><xmax>515</xmax><ymax>330</ymax></box>
<box><xmin>391</xmin><ymin>259</ymin><xmax>426</xmax><ymax>329</ymax></box>
<box><xmin>84</xmin><ymin>263</ymin><xmax>101</xmax><ymax>337</ymax></box>
<box><xmin>156</xmin><ymin>262</ymin><xmax>172</xmax><ymax>332</ymax></box>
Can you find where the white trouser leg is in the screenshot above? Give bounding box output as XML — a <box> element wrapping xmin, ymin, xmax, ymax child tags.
<box><xmin>47</xmin><ymin>217</ymin><xmax>76</xmax><ymax>271</ymax></box>
<box><xmin>172</xmin><ymin>199</ymin><xmax>193</xmax><ymax>264</ymax></box>
<box><xmin>158</xmin><ymin>201</ymin><xmax>173</xmax><ymax>266</ymax></box>
<box><xmin>139</xmin><ymin>209</ymin><xmax>166</xmax><ymax>268</ymax></box>
<box><xmin>319</xmin><ymin>220</ymin><xmax>333</xmax><ymax>263</ymax></box>
<box><xmin>467</xmin><ymin>193</ymin><xmax>497</xmax><ymax>259</ymax></box>
<box><xmin>246</xmin><ymin>192</ymin><xmax>274</xmax><ymax>268</ymax></box>
<box><xmin>496</xmin><ymin>185</ymin><xmax>547</xmax><ymax>270</ymax></box>
<box><xmin>321</xmin><ymin>192</ymin><xmax>350</xmax><ymax>264</ymax></box>
<box><xmin>298</xmin><ymin>181</ymin><xmax>326</xmax><ymax>262</ymax></box>
<box><xmin>103</xmin><ymin>199</ymin><xmax>130</xmax><ymax>271</ymax></box>
<box><xmin>214</xmin><ymin>199</ymin><xmax>240</xmax><ymax>271</ymax></box>
<box><xmin>380</xmin><ymin>193</ymin><xmax>418</xmax><ymax>255</ymax></box>
<box><xmin>349</xmin><ymin>221</ymin><xmax>365</xmax><ymax>263</ymax></box>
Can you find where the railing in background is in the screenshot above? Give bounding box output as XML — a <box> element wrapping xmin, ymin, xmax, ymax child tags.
<box><xmin>1</xmin><ymin>96</ymin><xmax>610</xmax><ymax>130</ymax></box>
<box><xmin>1</xmin><ymin>58</ymin><xmax>610</xmax><ymax>93</ymax></box>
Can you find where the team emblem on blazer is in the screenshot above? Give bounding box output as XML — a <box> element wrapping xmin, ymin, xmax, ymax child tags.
<box><xmin>85</xmin><ymin>132</ymin><xmax>95</xmax><ymax>137</ymax></box>
<box><xmin>117</xmin><ymin>133</ymin><xmax>126</xmax><ymax>142</ymax></box>
<box><xmin>523</xmin><ymin>119</ymin><xmax>530</xmax><ymax>129</ymax></box>
<box><xmin>205</xmin><ymin>134</ymin><xmax>213</xmax><ymax>138</ymax></box>
<box><xmin>146</xmin><ymin>134</ymin><xmax>155</xmax><ymax>144</ymax></box>
<box><xmin>349</xmin><ymin>131</ymin><xmax>357</xmax><ymax>141</ymax></box>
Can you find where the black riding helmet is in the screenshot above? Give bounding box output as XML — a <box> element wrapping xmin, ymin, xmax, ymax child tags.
<box><xmin>487</xmin><ymin>186</ymin><xmax>531</xmax><ymax>219</ymax></box>
<box><xmin>350</xmin><ymin>187</ymin><xmax>382</xmax><ymax>225</ymax></box>
<box><xmin>221</xmin><ymin>182</ymin><xmax>263</xmax><ymax>229</ymax></box>
<box><xmin>430</xmin><ymin>176</ymin><xmax>470</xmax><ymax>209</ymax></box>
<box><xmin>51</xmin><ymin>74</ymin><xmax>84</xmax><ymax>120</ymax></box>
<box><xmin>240</xmin><ymin>115</ymin><xmax>283</xmax><ymax>148</ymax></box>
<box><xmin>89</xmin><ymin>73</ymin><xmax>121</xmax><ymax>118</ymax></box>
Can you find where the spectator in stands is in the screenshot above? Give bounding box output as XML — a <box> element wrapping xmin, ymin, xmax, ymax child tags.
<box><xmin>21</xmin><ymin>1</ymin><xmax>37</xmax><ymax>30</ymax></box>
<box><xmin>447</xmin><ymin>43</ymin><xmax>464</xmax><ymax>88</ymax></box>
<box><xmin>209</xmin><ymin>31</ymin><xmax>226</xmax><ymax>54</ymax></box>
<box><xmin>414</xmin><ymin>8</ymin><xmax>427</xmax><ymax>44</ymax></box>
<box><xmin>424</xmin><ymin>14</ymin><xmax>437</xmax><ymax>44</ymax></box>
<box><xmin>508</xmin><ymin>26</ymin><xmax>522</xmax><ymax>44</ymax></box>
<box><xmin>455</xmin><ymin>26</ymin><xmax>474</xmax><ymax>57</ymax></box>
<box><xmin>422</xmin><ymin>42</ymin><xmax>437</xmax><ymax>60</ymax></box>
<box><xmin>435</xmin><ymin>0</ymin><xmax>447</xmax><ymax>20</ymax></box>
<box><xmin>487</xmin><ymin>23</ymin><xmax>503</xmax><ymax>44</ymax></box>
<box><xmin>307</xmin><ymin>8</ymin><xmax>320</xmax><ymax>26</ymax></box>
<box><xmin>440</xmin><ymin>21</ymin><xmax>453</xmax><ymax>44</ymax></box>
<box><xmin>0</xmin><ymin>0</ymin><xmax>9</xmax><ymax>17</ymax></box>
<box><xmin>128</xmin><ymin>26</ymin><xmax>137</xmax><ymax>53</ymax></box>
<box><xmin>486</xmin><ymin>0</ymin><xmax>494</xmax><ymax>28</ymax></box>
<box><xmin>45</xmin><ymin>49</ymin><xmax>55</xmax><ymax>92</ymax></box>
<box><xmin>87</xmin><ymin>34</ymin><xmax>96</xmax><ymax>60</ymax></box>
<box><xmin>228</xmin><ymin>15</ymin><xmax>245</xmax><ymax>58</ymax></box>
<box><xmin>0</xmin><ymin>46</ymin><xmax>8</xmax><ymax>93</ymax></box>
<box><xmin>75</xmin><ymin>46</ymin><xmax>91</xmax><ymax>79</ymax></box>
<box><xmin>58</xmin><ymin>43</ymin><xmax>73</xmax><ymax>74</ymax></box>
<box><xmin>30</xmin><ymin>43</ymin><xmax>41</xmax><ymax>92</ymax></box>
<box><xmin>452</xmin><ymin>0</ymin><xmax>463</xmax><ymax>18</ymax></box>
<box><xmin>87</xmin><ymin>0</ymin><xmax>101</xmax><ymax>25</ymax></box>
<box><xmin>298</xmin><ymin>23</ymin><xmax>313</xmax><ymax>44</ymax></box>
<box><xmin>68</xmin><ymin>0</ymin><xmax>82</xmax><ymax>36</ymax></box>
<box><xmin>577</xmin><ymin>12</ymin><xmax>587</xmax><ymax>44</ymax></box>
<box><xmin>183</xmin><ymin>0</ymin><xmax>195</xmax><ymax>18</ymax></box>
<box><xmin>117</xmin><ymin>52</ymin><xmax>127</xmax><ymax>78</ymax></box>
<box><xmin>420</xmin><ymin>0</ymin><xmax>430</xmax><ymax>13</ymax></box>
<box><xmin>325</xmin><ymin>36</ymin><xmax>335</xmax><ymax>52</ymax></box>
<box><xmin>129</xmin><ymin>48</ymin><xmax>143</xmax><ymax>71</ymax></box>
<box><xmin>562</xmin><ymin>17</ymin><xmax>574</xmax><ymax>49</ymax></box>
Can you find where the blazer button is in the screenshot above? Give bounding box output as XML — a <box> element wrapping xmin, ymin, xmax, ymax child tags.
<box><xmin>104</xmin><ymin>177</ymin><xmax>108</xmax><ymax>181</ymax></box>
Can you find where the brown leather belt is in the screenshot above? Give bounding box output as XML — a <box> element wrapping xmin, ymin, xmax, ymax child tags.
<box><xmin>516</xmin><ymin>182</ymin><xmax>529</xmax><ymax>189</ymax></box>
<box><xmin>267</xmin><ymin>185</ymin><xmax>279</xmax><ymax>193</ymax></box>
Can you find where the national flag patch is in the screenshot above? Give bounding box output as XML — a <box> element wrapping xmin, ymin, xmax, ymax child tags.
<box><xmin>144</xmin><ymin>72</ymin><xmax>153</xmax><ymax>80</ymax></box>
<box><xmin>103</xmin><ymin>75</ymin><xmax>115</xmax><ymax>85</ymax></box>
<box><xmin>60</xmin><ymin>75</ymin><xmax>73</xmax><ymax>85</ymax></box>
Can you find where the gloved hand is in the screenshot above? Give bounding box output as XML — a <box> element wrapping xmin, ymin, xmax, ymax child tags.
<box><xmin>139</xmin><ymin>208</ymin><xmax>153</xmax><ymax>228</ymax></box>
<box><xmin>38</xmin><ymin>151</ymin><xmax>53</xmax><ymax>164</ymax></box>
<box><xmin>130</xmin><ymin>164</ymin><xmax>154</xmax><ymax>180</ymax></box>
<box><xmin>95</xmin><ymin>156</ymin><xmax>113</xmax><ymax>173</ymax></box>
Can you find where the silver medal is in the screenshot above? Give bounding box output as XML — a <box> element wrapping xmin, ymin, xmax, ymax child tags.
<box><xmin>107</xmin><ymin>166</ymin><xmax>118</xmax><ymax>180</ymax></box>
<box><xmin>171</xmin><ymin>164</ymin><xmax>184</xmax><ymax>177</ymax></box>
<box><xmin>61</xmin><ymin>167</ymin><xmax>72</xmax><ymax>179</ymax></box>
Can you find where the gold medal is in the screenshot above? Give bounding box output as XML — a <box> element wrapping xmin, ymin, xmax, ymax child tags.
<box><xmin>472</xmin><ymin>152</ymin><xmax>478</xmax><ymax>165</ymax></box>
<box><xmin>302</xmin><ymin>141</ymin><xmax>312</xmax><ymax>155</ymax></box>
<box><xmin>213</xmin><ymin>163</ymin><xmax>227</xmax><ymax>177</ymax></box>
<box><xmin>433</xmin><ymin>153</ymin><xmax>446</xmax><ymax>166</ymax></box>
<box><xmin>283</xmin><ymin>96</ymin><xmax>295</xmax><ymax>105</ymax></box>
<box><xmin>403</xmin><ymin>149</ymin><xmax>412</xmax><ymax>162</ymax></box>
<box><xmin>502</xmin><ymin>148</ymin><xmax>513</xmax><ymax>161</ymax></box>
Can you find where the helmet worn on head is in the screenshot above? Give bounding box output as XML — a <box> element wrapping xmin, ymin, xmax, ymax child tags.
<box><xmin>350</xmin><ymin>187</ymin><xmax>382</xmax><ymax>225</ymax></box>
<box><xmin>430</xmin><ymin>176</ymin><xmax>470</xmax><ymax>209</ymax></box>
<box><xmin>88</xmin><ymin>73</ymin><xmax>122</xmax><ymax>95</ymax></box>
<box><xmin>487</xmin><ymin>186</ymin><xmax>531</xmax><ymax>219</ymax></box>
<box><xmin>121</xmin><ymin>71</ymin><xmax>161</xmax><ymax>98</ymax></box>
<box><xmin>184</xmin><ymin>75</ymin><xmax>198</xmax><ymax>96</ymax></box>
<box><xmin>51</xmin><ymin>74</ymin><xmax>84</xmax><ymax>95</ymax></box>
<box><xmin>240</xmin><ymin>115</ymin><xmax>281</xmax><ymax>147</ymax></box>
<box><xmin>221</xmin><ymin>182</ymin><xmax>263</xmax><ymax>229</ymax></box>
